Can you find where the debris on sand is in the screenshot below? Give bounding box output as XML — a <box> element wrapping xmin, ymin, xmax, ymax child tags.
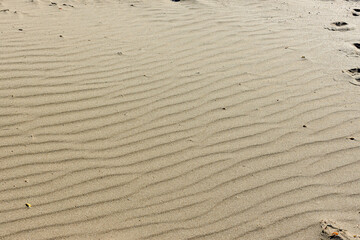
<box><xmin>321</xmin><ymin>220</ymin><xmax>359</xmax><ymax>240</ymax></box>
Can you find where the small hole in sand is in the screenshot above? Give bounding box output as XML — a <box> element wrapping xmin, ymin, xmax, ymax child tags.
<box><xmin>348</xmin><ymin>68</ymin><xmax>360</xmax><ymax>74</ymax></box>
<box><xmin>354</xmin><ymin>9</ymin><xmax>360</xmax><ymax>12</ymax></box>
<box><xmin>354</xmin><ymin>43</ymin><xmax>360</xmax><ymax>49</ymax></box>
<box><xmin>332</xmin><ymin>22</ymin><xmax>348</xmax><ymax>27</ymax></box>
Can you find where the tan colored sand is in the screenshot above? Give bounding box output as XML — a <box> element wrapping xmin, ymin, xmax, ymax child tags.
<box><xmin>1</xmin><ymin>0</ymin><xmax>360</xmax><ymax>239</ymax></box>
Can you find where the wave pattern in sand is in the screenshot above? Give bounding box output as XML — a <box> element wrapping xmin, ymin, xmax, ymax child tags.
<box><xmin>1</xmin><ymin>0</ymin><xmax>360</xmax><ymax>239</ymax></box>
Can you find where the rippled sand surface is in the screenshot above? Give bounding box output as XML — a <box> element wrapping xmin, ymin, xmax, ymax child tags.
<box><xmin>1</xmin><ymin>0</ymin><xmax>360</xmax><ymax>239</ymax></box>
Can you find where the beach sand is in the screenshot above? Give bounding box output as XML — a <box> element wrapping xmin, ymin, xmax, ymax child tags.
<box><xmin>1</xmin><ymin>0</ymin><xmax>360</xmax><ymax>239</ymax></box>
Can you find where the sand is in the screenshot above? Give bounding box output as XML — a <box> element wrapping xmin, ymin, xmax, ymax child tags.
<box><xmin>1</xmin><ymin>0</ymin><xmax>360</xmax><ymax>239</ymax></box>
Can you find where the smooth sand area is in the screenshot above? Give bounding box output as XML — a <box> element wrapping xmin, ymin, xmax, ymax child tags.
<box><xmin>1</xmin><ymin>0</ymin><xmax>360</xmax><ymax>239</ymax></box>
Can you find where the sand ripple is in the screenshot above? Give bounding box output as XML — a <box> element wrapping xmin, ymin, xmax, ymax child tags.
<box><xmin>1</xmin><ymin>0</ymin><xmax>360</xmax><ymax>239</ymax></box>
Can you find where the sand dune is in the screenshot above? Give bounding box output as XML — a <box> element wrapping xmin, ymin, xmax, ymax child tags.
<box><xmin>1</xmin><ymin>0</ymin><xmax>360</xmax><ymax>239</ymax></box>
